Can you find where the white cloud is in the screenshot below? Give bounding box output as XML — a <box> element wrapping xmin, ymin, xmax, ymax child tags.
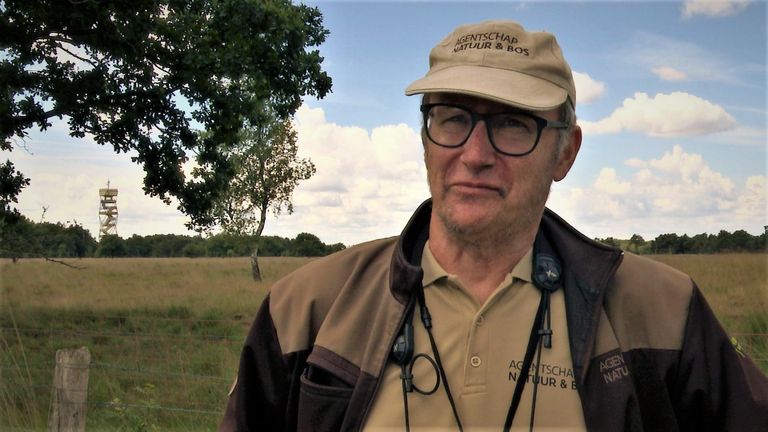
<box><xmin>624</xmin><ymin>33</ymin><xmax>762</xmax><ymax>87</ymax></box>
<box><xmin>594</xmin><ymin>168</ymin><xmax>632</xmax><ymax>195</ymax></box>
<box><xmin>13</xmin><ymin>108</ymin><xmax>762</xmax><ymax>247</ymax></box>
<box><xmin>652</xmin><ymin>66</ymin><xmax>688</xmax><ymax>81</ymax></box>
<box><xmin>14</xmin><ymin>142</ymin><xmax>193</xmax><ymax>239</ymax></box>
<box><xmin>624</xmin><ymin>158</ymin><xmax>647</xmax><ymax>169</ymax></box>
<box><xmin>12</xmin><ymin>106</ymin><xmax>429</xmax><ymax>246</ymax></box>
<box><xmin>707</xmin><ymin>124</ymin><xmax>768</xmax><ymax>146</ymax></box>
<box><xmin>682</xmin><ymin>0</ymin><xmax>751</xmax><ymax>18</ymax></box>
<box><xmin>267</xmin><ymin>105</ymin><xmax>430</xmax><ymax>245</ymax></box>
<box><xmin>580</xmin><ymin>92</ymin><xmax>737</xmax><ymax>137</ymax></box>
<box><xmin>572</xmin><ymin>71</ymin><xmax>606</xmax><ymax>103</ymax></box>
<box><xmin>735</xmin><ymin>176</ymin><xmax>767</xmax><ymax>218</ymax></box>
<box><xmin>549</xmin><ymin>145</ymin><xmax>764</xmax><ymax>239</ymax></box>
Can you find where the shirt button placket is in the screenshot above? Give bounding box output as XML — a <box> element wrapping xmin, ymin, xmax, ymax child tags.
<box><xmin>464</xmin><ymin>311</ymin><xmax>488</xmax><ymax>390</ymax></box>
<box><xmin>470</xmin><ymin>355</ymin><xmax>482</xmax><ymax>367</ymax></box>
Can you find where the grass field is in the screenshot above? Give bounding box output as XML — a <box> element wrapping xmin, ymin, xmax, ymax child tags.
<box><xmin>1</xmin><ymin>254</ymin><xmax>766</xmax><ymax>431</ymax></box>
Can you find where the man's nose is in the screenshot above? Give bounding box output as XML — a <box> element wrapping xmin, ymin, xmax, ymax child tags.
<box><xmin>460</xmin><ymin>120</ymin><xmax>495</xmax><ymax>167</ymax></box>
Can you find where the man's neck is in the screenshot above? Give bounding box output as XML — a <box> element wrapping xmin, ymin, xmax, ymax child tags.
<box><xmin>428</xmin><ymin>221</ymin><xmax>538</xmax><ymax>304</ymax></box>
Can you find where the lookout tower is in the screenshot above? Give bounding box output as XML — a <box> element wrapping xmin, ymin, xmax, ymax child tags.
<box><xmin>98</xmin><ymin>182</ymin><xmax>118</xmax><ymax>239</ymax></box>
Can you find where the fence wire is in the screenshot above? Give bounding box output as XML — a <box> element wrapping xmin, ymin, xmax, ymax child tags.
<box><xmin>2</xmin><ymin>317</ymin><xmax>766</xmax><ymax>427</ymax></box>
<box><xmin>0</xmin><ymin>326</ymin><xmax>243</xmax><ymax>341</ymax></box>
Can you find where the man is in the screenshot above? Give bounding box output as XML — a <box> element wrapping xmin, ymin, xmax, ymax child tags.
<box><xmin>220</xmin><ymin>20</ymin><xmax>768</xmax><ymax>431</ymax></box>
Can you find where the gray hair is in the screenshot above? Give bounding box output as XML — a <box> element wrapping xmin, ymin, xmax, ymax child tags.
<box><xmin>557</xmin><ymin>99</ymin><xmax>577</xmax><ymax>152</ymax></box>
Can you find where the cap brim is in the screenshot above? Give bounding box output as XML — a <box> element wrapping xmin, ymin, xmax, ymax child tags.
<box><xmin>405</xmin><ymin>65</ymin><xmax>568</xmax><ymax>111</ymax></box>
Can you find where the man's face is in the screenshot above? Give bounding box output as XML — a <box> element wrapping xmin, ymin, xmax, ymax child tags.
<box><xmin>424</xmin><ymin>93</ymin><xmax>580</xmax><ymax>243</ymax></box>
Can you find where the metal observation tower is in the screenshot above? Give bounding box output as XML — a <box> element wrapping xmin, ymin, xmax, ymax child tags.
<box><xmin>98</xmin><ymin>181</ymin><xmax>118</xmax><ymax>239</ymax></box>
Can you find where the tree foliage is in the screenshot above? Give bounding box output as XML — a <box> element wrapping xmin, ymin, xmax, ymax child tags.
<box><xmin>289</xmin><ymin>232</ymin><xmax>325</xmax><ymax>256</ymax></box>
<box><xmin>0</xmin><ymin>159</ymin><xmax>30</xmax><ymax>221</ymax></box>
<box><xmin>206</xmin><ymin>105</ymin><xmax>315</xmax><ymax>237</ymax></box>
<box><xmin>0</xmin><ymin>0</ymin><xmax>331</xmax><ymax>225</ymax></box>
<box><xmin>595</xmin><ymin>230</ymin><xmax>767</xmax><ymax>254</ymax></box>
<box><xmin>0</xmin><ymin>215</ymin><xmax>346</xmax><ymax>259</ymax></box>
<box><xmin>0</xmin><ymin>214</ymin><xmax>98</xmax><ymax>259</ymax></box>
<box><xmin>96</xmin><ymin>234</ymin><xmax>127</xmax><ymax>258</ymax></box>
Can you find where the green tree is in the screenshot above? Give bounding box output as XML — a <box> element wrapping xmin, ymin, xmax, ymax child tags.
<box><xmin>596</xmin><ymin>237</ymin><xmax>620</xmax><ymax>248</ymax></box>
<box><xmin>0</xmin><ymin>160</ymin><xmax>29</xmax><ymax>222</ymax></box>
<box><xmin>716</xmin><ymin>230</ymin><xmax>735</xmax><ymax>252</ymax></box>
<box><xmin>206</xmin><ymin>105</ymin><xmax>315</xmax><ymax>279</ymax></box>
<box><xmin>96</xmin><ymin>234</ymin><xmax>127</xmax><ymax>258</ymax></box>
<box><xmin>652</xmin><ymin>233</ymin><xmax>693</xmax><ymax>254</ymax></box>
<box><xmin>325</xmin><ymin>242</ymin><xmax>346</xmax><ymax>255</ymax></box>
<box><xmin>125</xmin><ymin>234</ymin><xmax>152</xmax><ymax>257</ymax></box>
<box><xmin>628</xmin><ymin>234</ymin><xmax>645</xmax><ymax>253</ymax></box>
<box><xmin>181</xmin><ymin>241</ymin><xmax>206</xmax><ymax>257</ymax></box>
<box><xmin>258</xmin><ymin>235</ymin><xmax>292</xmax><ymax>256</ymax></box>
<box><xmin>0</xmin><ymin>214</ymin><xmax>36</xmax><ymax>260</ymax></box>
<box><xmin>290</xmin><ymin>232</ymin><xmax>325</xmax><ymax>257</ymax></box>
<box><xmin>62</xmin><ymin>221</ymin><xmax>97</xmax><ymax>257</ymax></box>
<box><xmin>730</xmin><ymin>230</ymin><xmax>751</xmax><ymax>252</ymax></box>
<box><xmin>690</xmin><ymin>233</ymin><xmax>716</xmax><ymax>254</ymax></box>
<box><xmin>1</xmin><ymin>0</ymin><xmax>331</xmax><ymax>226</ymax></box>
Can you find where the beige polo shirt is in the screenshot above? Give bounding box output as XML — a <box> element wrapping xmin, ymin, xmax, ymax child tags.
<box><xmin>364</xmin><ymin>242</ymin><xmax>586</xmax><ymax>431</ymax></box>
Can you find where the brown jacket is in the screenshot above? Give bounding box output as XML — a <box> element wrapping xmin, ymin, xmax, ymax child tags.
<box><xmin>220</xmin><ymin>200</ymin><xmax>768</xmax><ymax>431</ymax></box>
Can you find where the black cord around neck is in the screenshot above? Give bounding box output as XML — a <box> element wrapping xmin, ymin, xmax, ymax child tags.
<box><xmin>398</xmin><ymin>256</ymin><xmax>557</xmax><ymax>432</ymax></box>
<box><xmin>503</xmin><ymin>291</ymin><xmax>549</xmax><ymax>432</ymax></box>
<box><xmin>417</xmin><ymin>287</ymin><xmax>465</xmax><ymax>432</ymax></box>
<box><xmin>529</xmin><ymin>291</ymin><xmax>552</xmax><ymax>432</ymax></box>
<box><xmin>400</xmin><ymin>363</ymin><xmax>412</xmax><ymax>432</ymax></box>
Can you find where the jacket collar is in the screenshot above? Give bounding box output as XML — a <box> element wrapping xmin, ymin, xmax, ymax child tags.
<box><xmin>390</xmin><ymin>199</ymin><xmax>431</xmax><ymax>305</ymax></box>
<box><xmin>390</xmin><ymin>199</ymin><xmax>624</xmax><ymax>382</ymax></box>
<box><xmin>539</xmin><ymin>207</ymin><xmax>624</xmax><ymax>383</ymax></box>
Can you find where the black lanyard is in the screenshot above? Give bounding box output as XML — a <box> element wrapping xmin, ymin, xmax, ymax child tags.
<box><xmin>503</xmin><ymin>286</ymin><xmax>552</xmax><ymax>431</ymax></box>
<box><xmin>394</xmin><ymin>248</ymin><xmax>562</xmax><ymax>432</ymax></box>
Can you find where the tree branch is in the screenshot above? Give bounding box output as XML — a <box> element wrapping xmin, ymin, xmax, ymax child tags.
<box><xmin>44</xmin><ymin>256</ymin><xmax>86</xmax><ymax>269</ymax></box>
<box><xmin>55</xmin><ymin>43</ymin><xmax>99</xmax><ymax>68</ymax></box>
<box><xmin>0</xmin><ymin>248</ymin><xmax>87</xmax><ymax>269</ymax></box>
<box><xmin>8</xmin><ymin>107</ymin><xmax>68</xmax><ymax>134</ymax></box>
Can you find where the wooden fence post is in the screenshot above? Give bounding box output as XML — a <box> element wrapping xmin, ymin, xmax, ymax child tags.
<box><xmin>49</xmin><ymin>347</ymin><xmax>91</xmax><ymax>432</ymax></box>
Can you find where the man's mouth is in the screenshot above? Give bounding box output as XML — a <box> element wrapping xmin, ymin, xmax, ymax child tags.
<box><xmin>449</xmin><ymin>182</ymin><xmax>504</xmax><ymax>197</ymax></box>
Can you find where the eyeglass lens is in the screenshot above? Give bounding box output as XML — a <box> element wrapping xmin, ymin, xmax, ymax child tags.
<box><xmin>425</xmin><ymin>104</ymin><xmax>541</xmax><ymax>156</ymax></box>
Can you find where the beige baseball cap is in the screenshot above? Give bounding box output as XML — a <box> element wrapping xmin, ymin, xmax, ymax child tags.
<box><xmin>405</xmin><ymin>20</ymin><xmax>576</xmax><ymax>110</ymax></box>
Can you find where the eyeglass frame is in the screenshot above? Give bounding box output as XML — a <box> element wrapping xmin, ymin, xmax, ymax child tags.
<box><xmin>420</xmin><ymin>103</ymin><xmax>570</xmax><ymax>157</ymax></box>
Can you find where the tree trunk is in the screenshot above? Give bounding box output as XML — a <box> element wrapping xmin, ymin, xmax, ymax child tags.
<box><xmin>250</xmin><ymin>247</ymin><xmax>262</xmax><ymax>282</ymax></box>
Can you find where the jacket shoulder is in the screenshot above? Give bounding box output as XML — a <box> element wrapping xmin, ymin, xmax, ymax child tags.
<box><xmin>606</xmin><ymin>253</ymin><xmax>694</xmax><ymax>351</ymax></box>
<box><xmin>271</xmin><ymin>236</ymin><xmax>397</xmax><ymax>297</ymax></box>
<box><xmin>268</xmin><ymin>237</ymin><xmax>398</xmax><ymax>354</ymax></box>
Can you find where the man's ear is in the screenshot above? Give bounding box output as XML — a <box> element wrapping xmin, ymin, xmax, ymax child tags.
<box><xmin>553</xmin><ymin>125</ymin><xmax>582</xmax><ymax>182</ymax></box>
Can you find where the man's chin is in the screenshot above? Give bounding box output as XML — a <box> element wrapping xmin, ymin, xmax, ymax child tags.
<box><xmin>438</xmin><ymin>209</ymin><xmax>499</xmax><ymax>237</ymax></box>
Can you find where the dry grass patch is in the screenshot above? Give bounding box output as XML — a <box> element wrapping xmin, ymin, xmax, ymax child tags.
<box><xmin>650</xmin><ymin>254</ymin><xmax>767</xmax><ymax>333</ymax></box>
<box><xmin>0</xmin><ymin>254</ymin><xmax>765</xmax><ymax>430</ymax></box>
<box><xmin>1</xmin><ymin>257</ymin><xmax>314</xmax><ymax>316</ymax></box>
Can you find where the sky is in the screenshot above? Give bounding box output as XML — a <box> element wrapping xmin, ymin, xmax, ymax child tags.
<box><xmin>10</xmin><ymin>0</ymin><xmax>767</xmax><ymax>246</ymax></box>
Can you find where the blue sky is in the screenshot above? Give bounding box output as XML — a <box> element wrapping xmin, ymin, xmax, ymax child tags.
<box><xmin>12</xmin><ymin>0</ymin><xmax>767</xmax><ymax>245</ymax></box>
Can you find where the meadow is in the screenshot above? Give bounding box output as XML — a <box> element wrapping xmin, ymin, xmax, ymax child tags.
<box><xmin>1</xmin><ymin>254</ymin><xmax>766</xmax><ymax>431</ymax></box>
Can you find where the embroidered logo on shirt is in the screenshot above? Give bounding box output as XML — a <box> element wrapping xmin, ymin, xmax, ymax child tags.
<box><xmin>508</xmin><ymin>360</ymin><xmax>578</xmax><ymax>390</ymax></box>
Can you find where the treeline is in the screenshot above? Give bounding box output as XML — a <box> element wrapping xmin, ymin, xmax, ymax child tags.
<box><xmin>0</xmin><ymin>216</ymin><xmax>345</xmax><ymax>259</ymax></box>
<box><xmin>1</xmin><ymin>215</ymin><xmax>765</xmax><ymax>260</ymax></box>
<box><xmin>595</xmin><ymin>230</ymin><xmax>767</xmax><ymax>254</ymax></box>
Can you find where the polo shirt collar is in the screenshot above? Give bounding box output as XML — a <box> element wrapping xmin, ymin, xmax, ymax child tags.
<box><xmin>421</xmin><ymin>240</ymin><xmax>534</xmax><ymax>288</ymax></box>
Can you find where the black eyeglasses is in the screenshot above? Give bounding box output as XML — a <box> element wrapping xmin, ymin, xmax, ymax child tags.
<box><xmin>421</xmin><ymin>103</ymin><xmax>569</xmax><ymax>156</ymax></box>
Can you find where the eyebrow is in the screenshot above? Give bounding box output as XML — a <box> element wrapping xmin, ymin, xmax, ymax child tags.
<box><xmin>430</xmin><ymin>100</ymin><xmax>535</xmax><ymax>116</ymax></box>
